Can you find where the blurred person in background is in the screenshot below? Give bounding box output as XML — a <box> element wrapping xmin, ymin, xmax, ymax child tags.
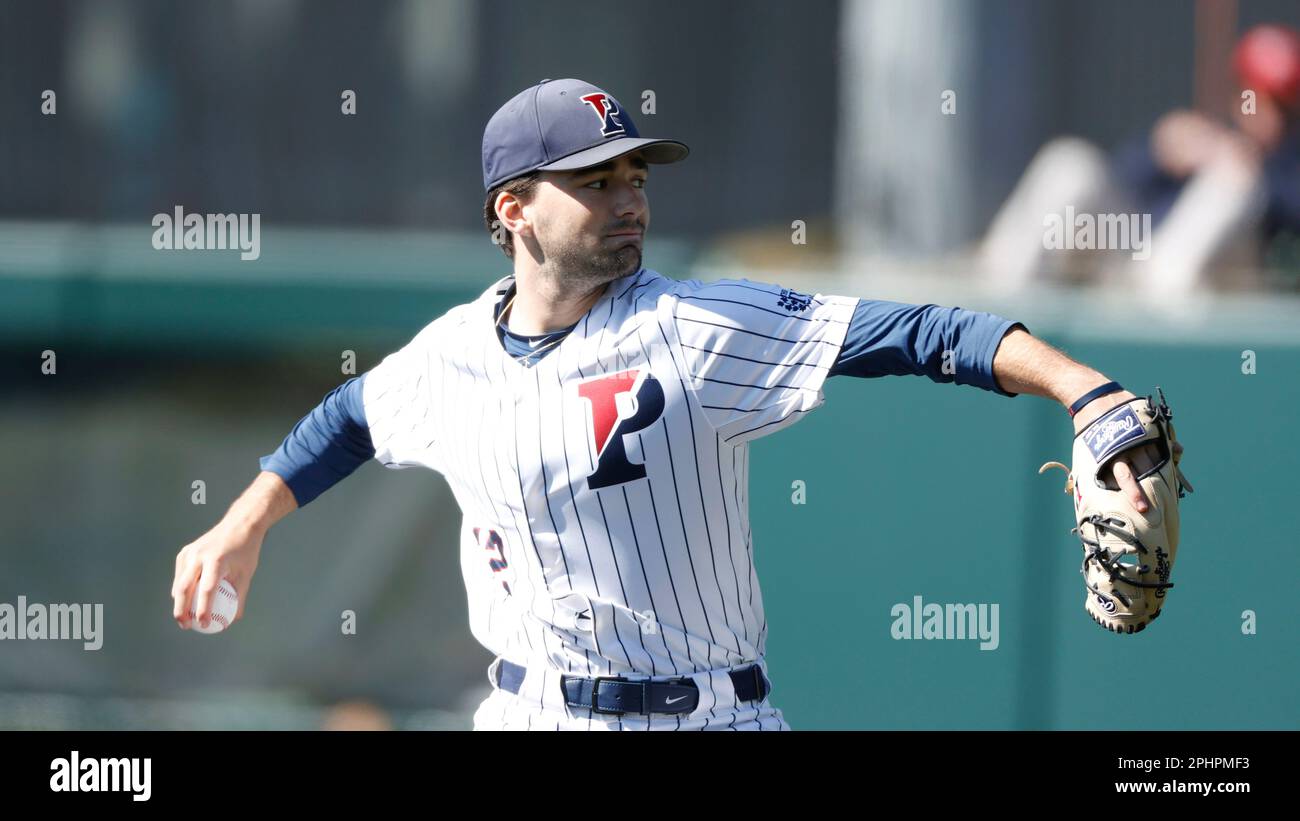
<box><xmin>320</xmin><ymin>699</ymin><xmax>393</xmax><ymax>731</ymax></box>
<box><xmin>980</xmin><ymin>23</ymin><xmax>1300</xmax><ymax>299</ymax></box>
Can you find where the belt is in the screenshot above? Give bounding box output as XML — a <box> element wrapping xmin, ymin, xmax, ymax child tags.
<box><xmin>496</xmin><ymin>659</ymin><xmax>770</xmax><ymax>717</ymax></box>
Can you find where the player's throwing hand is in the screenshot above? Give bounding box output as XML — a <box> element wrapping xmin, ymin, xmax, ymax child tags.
<box><xmin>171</xmin><ymin>470</ymin><xmax>297</xmax><ymax>631</ymax></box>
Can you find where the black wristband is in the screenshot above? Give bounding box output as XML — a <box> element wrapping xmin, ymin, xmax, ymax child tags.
<box><xmin>1067</xmin><ymin>381</ymin><xmax>1124</xmax><ymax>418</ymax></box>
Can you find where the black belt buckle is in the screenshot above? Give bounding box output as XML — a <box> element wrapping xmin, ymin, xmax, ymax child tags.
<box><xmin>588</xmin><ymin>676</ymin><xmax>635</xmax><ymax>716</ymax></box>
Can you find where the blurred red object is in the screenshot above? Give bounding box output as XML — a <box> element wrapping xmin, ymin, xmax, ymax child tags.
<box><xmin>1234</xmin><ymin>24</ymin><xmax>1300</xmax><ymax>110</ymax></box>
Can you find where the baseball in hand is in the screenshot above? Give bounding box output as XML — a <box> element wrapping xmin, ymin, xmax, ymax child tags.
<box><xmin>190</xmin><ymin>578</ymin><xmax>238</xmax><ymax>634</ymax></box>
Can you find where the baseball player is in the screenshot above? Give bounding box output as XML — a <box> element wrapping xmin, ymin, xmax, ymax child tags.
<box><xmin>171</xmin><ymin>78</ymin><xmax>1189</xmax><ymax>730</ymax></box>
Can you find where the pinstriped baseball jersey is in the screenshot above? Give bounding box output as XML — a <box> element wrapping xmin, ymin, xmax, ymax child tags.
<box><xmin>361</xmin><ymin>267</ymin><xmax>858</xmax><ymax>684</ymax></box>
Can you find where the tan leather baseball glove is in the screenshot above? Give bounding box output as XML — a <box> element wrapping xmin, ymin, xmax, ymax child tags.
<box><xmin>1039</xmin><ymin>388</ymin><xmax>1193</xmax><ymax>634</ymax></box>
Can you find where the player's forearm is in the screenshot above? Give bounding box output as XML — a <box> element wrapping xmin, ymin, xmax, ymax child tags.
<box><xmin>222</xmin><ymin>470</ymin><xmax>299</xmax><ymax>536</ymax></box>
<box><xmin>991</xmin><ymin>327</ymin><xmax>1113</xmax><ymax>408</ymax></box>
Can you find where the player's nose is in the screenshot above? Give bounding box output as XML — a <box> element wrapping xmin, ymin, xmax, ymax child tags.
<box><xmin>613</xmin><ymin>184</ymin><xmax>647</xmax><ymax>222</ymax></box>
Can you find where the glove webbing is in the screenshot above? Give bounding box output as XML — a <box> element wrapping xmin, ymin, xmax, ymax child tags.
<box><xmin>1074</xmin><ymin>514</ymin><xmax>1173</xmax><ymax>608</ymax></box>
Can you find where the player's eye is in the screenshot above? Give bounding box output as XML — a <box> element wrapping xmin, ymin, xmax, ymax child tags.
<box><xmin>583</xmin><ymin>177</ymin><xmax>646</xmax><ymax>190</ymax></box>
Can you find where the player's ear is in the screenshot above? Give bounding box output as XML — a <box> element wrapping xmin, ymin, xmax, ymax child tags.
<box><xmin>495</xmin><ymin>190</ymin><xmax>530</xmax><ymax>240</ymax></box>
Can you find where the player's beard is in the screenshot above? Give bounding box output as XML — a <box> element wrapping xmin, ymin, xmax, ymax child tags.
<box><xmin>539</xmin><ymin>230</ymin><xmax>643</xmax><ymax>295</ymax></box>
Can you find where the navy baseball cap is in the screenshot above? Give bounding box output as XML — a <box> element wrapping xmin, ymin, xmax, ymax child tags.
<box><xmin>482</xmin><ymin>78</ymin><xmax>689</xmax><ymax>191</ymax></box>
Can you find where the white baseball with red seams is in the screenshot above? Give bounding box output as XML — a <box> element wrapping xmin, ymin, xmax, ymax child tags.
<box><xmin>190</xmin><ymin>579</ymin><xmax>238</xmax><ymax>635</ymax></box>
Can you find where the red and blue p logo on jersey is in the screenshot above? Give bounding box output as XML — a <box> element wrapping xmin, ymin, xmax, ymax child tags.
<box><xmin>580</xmin><ymin>92</ymin><xmax>628</xmax><ymax>138</ymax></box>
<box><xmin>578</xmin><ymin>368</ymin><xmax>664</xmax><ymax>490</ymax></box>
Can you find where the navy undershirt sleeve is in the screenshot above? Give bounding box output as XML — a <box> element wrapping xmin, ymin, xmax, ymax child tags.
<box><xmin>258</xmin><ymin>375</ymin><xmax>376</xmax><ymax>507</ymax></box>
<box><xmin>827</xmin><ymin>298</ymin><xmax>1025</xmax><ymax>397</ymax></box>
